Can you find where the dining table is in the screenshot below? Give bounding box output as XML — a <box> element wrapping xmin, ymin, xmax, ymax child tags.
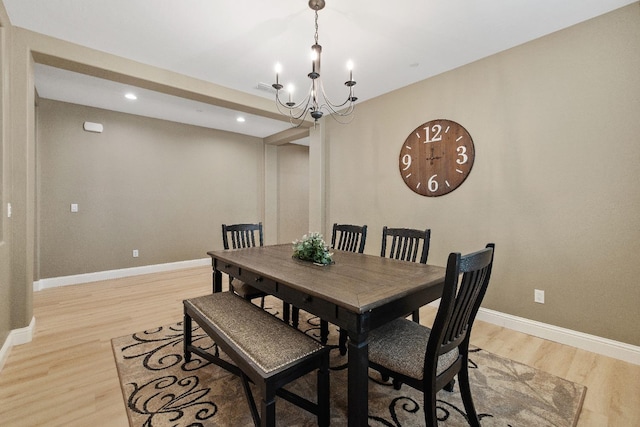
<box><xmin>206</xmin><ymin>243</ymin><xmax>446</xmax><ymax>426</ymax></box>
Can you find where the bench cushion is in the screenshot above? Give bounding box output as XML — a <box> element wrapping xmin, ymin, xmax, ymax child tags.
<box><xmin>185</xmin><ymin>292</ymin><xmax>325</xmax><ymax>375</ymax></box>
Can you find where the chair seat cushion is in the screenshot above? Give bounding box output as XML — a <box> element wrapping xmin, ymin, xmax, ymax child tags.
<box><xmin>231</xmin><ymin>279</ymin><xmax>266</xmax><ymax>299</ymax></box>
<box><xmin>368</xmin><ymin>318</ymin><xmax>459</xmax><ymax>380</ymax></box>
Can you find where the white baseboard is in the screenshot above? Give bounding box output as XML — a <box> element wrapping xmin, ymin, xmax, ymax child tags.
<box><xmin>426</xmin><ymin>300</ymin><xmax>640</xmax><ymax>366</ymax></box>
<box><xmin>0</xmin><ymin>316</ymin><xmax>35</xmax><ymax>373</ymax></box>
<box><xmin>33</xmin><ymin>258</ymin><xmax>211</xmax><ymax>291</ymax></box>
<box><xmin>475</xmin><ymin>308</ymin><xmax>640</xmax><ymax>365</ymax></box>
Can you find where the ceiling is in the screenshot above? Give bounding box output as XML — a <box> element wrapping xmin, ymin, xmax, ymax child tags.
<box><xmin>3</xmin><ymin>0</ymin><xmax>635</xmax><ymax>140</ymax></box>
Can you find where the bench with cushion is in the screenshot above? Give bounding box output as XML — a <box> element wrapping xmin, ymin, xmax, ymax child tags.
<box><xmin>183</xmin><ymin>291</ymin><xmax>330</xmax><ymax>427</ymax></box>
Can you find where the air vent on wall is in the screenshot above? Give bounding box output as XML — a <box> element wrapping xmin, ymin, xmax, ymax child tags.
<box><xmin>256</xmin><ymin>82</ymin><xmax>277</xmax><ymax>94</ymax></box>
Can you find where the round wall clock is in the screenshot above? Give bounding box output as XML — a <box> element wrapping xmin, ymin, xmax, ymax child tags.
<box><xmin>398</xmin><ymin>119</ymin><xmax>475</xmax><ymax>197</ymax></box>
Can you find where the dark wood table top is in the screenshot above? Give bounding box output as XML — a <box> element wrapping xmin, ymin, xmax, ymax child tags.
<box><xmin>207</xmin><ymin>243</ymin><xmax>446</xmax><ymax>315</ymax></box>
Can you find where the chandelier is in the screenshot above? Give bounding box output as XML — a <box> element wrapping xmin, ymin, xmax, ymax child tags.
<box><xmin>272</xmin><ymin>0</ymin><xmax>357</xmax><ymax>126</ymax></box>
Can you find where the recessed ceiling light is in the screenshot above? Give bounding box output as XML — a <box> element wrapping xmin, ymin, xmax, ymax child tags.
<box><xmin>236</xmin><ymin>117</ymin><xmax>246</xmax><ymax>123</ymax></box>
<box><xmin>125</xmin><ymin>93</ymin><xmax>137</xmax><ymax>100</ymax></box>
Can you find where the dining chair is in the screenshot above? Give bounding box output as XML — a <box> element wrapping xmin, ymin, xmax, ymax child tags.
<box><xmin>331</xmin><ymin>223</ymin><xmax>367</xmax><ymax>253</ymax></box>
<box><xmin>291</xmin><ymin>223</ymin><xmax>367</xmax><ymax>349</ymax></box>
<box><xmin>336</xmin><ymin>225</ymin><xmax>430</xmax><ymax>353</ymax></box>
<box><xmin>331</xmin><ymin>223</ymin><xmax>367</xmax><ymax>352</ymax></box>
<box><xmin>221</xmin><ymin>222</ymin><xmax>267</xmax><ymax>308</ymax></box>
<box><xmin>381</xmin><ymin>226</ymin><xmax>431</xmax><ymax>323</ymax></box>
<box><xmin>367</xmin><ymin>243</ymin><xmax>495</xmax><ymax>427</ymax></box>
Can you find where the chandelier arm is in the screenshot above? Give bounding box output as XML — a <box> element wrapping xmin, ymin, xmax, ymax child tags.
<box><xmin>274</xmin><ymin>99</ymin><xmax>309</xmax><ymax>127</ymax></box>
<box><xmin>315</xmin><ymin>85</ymin><xmax>356</xmax><ymax>116</ymax></box>
<box><xmin>274</xmin><ymin>90</ymin><xmax>316</xmax><ymax>127</ymax></box>
<box><xmin>317</xmin><ymin>101</ymin><xmax>356</xmax><ymax>118</ymax></box>
<box><xmin>275</xmin><ymin>98</ymin><xmax>310</xmax><ymax>122</ymax></box>
<box><xmin>274</xmin><ymin>88</ymin><xmax>315</xmax><ymax>114</ymax></box>
<box><xmin>317</xmin><ymin>81</ymin><xmax>356</xmax><ymax>110</ymax></box>
<box><xmin>328</xmin><ymin>109</ymin><xmax>356</xmax><ymax>124</ymax></box>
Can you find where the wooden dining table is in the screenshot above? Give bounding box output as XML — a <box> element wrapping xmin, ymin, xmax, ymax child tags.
<box><xmin>207</xmin><ymin>244</ymin><xmax>446</xmax><ymax>426</ymax></box>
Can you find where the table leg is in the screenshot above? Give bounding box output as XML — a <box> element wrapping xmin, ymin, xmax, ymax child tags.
<box><xmin>283</xmin><ymin>302</ymin><xmax>291</xmax><ymax>324</ymax></box>
<box><xmin>213</xmin><ymin>269</ymin><xmax>222</xmax><ymax>293</ymax></box>
<box><xmin>183</xmin><ymin>310</ymin><xmax>192</xmax><ymax>362</ymax></box>
<box><xmin>347</xmin><ymin>330</ymin><xmax>369</xmax><ymax>426</ymax></box>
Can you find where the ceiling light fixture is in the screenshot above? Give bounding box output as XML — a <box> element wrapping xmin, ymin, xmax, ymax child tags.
<box><xmin>125</xmin><ymin>93</ymin><xmax>137</xmax><ymax>100</ymax></box>
<box><xmin>272</xmin><ymin>0</ymin><xmax>356</xmax><ymax>126</ymax></box>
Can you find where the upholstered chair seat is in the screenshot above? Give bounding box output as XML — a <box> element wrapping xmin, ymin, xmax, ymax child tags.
<box><xmin>369</xmin><ymin>318</ymin><xmax>459</xmax><ymax>379</ymax></box>
<box><xmin>230</xmin><ymin>280</ymin><xmax>265</xmax><ymax>301</ymax></box>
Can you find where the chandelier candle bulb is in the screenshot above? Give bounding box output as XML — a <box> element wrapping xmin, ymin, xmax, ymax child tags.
<box><xmin>287</xmin><ymin>84</ymin><xmax>295</xmax><ymax>105</ymax></box>
<box><xmin>273</xmin><ymin>63</ymin><xmax>283</xmax><ymax>90</ymax></box>
<box><xmin>310</xmin><ymin>44</ymin><xmax>321</xmax><ymax>79</ymax></box>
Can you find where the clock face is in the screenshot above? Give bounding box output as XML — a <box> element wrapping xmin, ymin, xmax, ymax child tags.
<box><xmin>399</xmin><ymin>119</ymin><xmax>475</xmax><ymax>197</ymax></box>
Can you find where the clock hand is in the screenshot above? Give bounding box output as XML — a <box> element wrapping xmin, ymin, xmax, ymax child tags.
<box><xmin>426</xmin><ymin>145</ymin><xmax>442</xmax><ymax>165</ymax></box>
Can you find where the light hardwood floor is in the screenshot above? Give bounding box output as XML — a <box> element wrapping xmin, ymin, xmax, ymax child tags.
<box><xmin>0</xmin><ymin>266</ymin><xmax>638</xmax><ymax>426</ymax></box>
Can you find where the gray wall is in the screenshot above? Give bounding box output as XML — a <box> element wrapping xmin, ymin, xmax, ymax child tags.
<box><xmin>0</xmin><ymin>14</ymin><xmax>10</xmax><ymax>345</ymax></box>
<box><xmin>324</xmin><ymin>5</ymin><xmax>640</xmax><ymax>346</ymax></box>
<box><xmin>37</xmin><ymin>100</ymin><xmax>265</xmax><ymax>278</ymax></box>
<box><xmin>36</xmin><ymin>100</ymin><xmax>310</xmax><ymax>280</ymax></box>
<box><xmin>277</xmin><ymin>143</ymin><xmax>310</xmax><ymax>244</ymax></box>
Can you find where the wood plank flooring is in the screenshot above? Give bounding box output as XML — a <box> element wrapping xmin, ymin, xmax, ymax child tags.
<box><xmin>0</xmin><ymin>266</ymin><xmax>638</xmax><ymax>426</ymax></box>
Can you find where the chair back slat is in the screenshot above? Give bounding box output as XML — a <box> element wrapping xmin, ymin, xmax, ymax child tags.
<box><xmin>381</xmin><ymin>227</ymin><xmax>431</xmax><ymax>264</ymax></box>
<box><xmin>331</xmin><ymin>223</ymin><xmax>367</xmax><ymax>253</ymax></box>
<box><xmin>222</xmin><ymin>223</ymin><xmax>263</xmax><ymax>250</ymax></box>
<box><xmin>427</xmin><ymin>244</ymin><xmax>495</xmax><ymax>359</ymax></box>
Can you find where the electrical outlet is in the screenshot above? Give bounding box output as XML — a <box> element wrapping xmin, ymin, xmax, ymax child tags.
<box><xmin>133</xmin><ymin>249</ymin><xmax>139</xmax><ymax>258</ymax></box>
<box><xmin>534</xmin><ymin>289</ymin><xmax>545</xmax><ymax>304</ymax></box>
<box><xmin>70</xmin><ymin>203</ymin><xmax>79</xmax><ymax>213</ymax></box>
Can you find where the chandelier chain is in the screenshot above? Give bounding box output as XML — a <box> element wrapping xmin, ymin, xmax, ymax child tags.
<box><xmin>314</xmin><ymin>10</ymin><xmax>319</xmax><ymax>45</ymax></box>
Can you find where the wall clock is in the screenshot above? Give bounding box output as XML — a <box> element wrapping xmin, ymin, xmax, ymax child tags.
<box><xmin>398</xmin><ymin>119</ymin><xmax>475</xmax><ymax>197</ymax></box>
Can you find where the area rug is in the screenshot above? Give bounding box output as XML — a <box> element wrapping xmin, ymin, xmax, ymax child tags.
<box><xmin>112</xmin><ymin>305</ymin><xmax>586</xmax><ymax>426</ymax></box>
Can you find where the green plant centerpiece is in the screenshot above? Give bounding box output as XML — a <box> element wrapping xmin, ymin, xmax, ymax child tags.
<box><xmin>292</xmin><ymin>232</ymin><xmax>334</xmax><ymax>265</ymax></box>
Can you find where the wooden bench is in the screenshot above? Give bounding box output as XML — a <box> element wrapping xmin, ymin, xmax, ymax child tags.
<box><xmin>183</xmin><ymin>292</ymin><xmax>330</xmax><ymax>427</ymax></box>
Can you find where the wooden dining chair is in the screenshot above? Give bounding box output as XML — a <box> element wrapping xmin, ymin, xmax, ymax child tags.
<box><xmin>221</xmin><ymin>223</ymin><xmax>267</xmax><ymax>308</ymax></box>
<box><xmin>381</xmin><ymin>226</ymin><xmax>431</xmax><ymax>323</ymax></box>
<box><xmin>331</xmin><ymin>223</ymin><xmax>367</xmax><ymax>253</ymax></box>
<box><xmin>331</xmin><ymin>223</ymin><xmax>367</xmax><ymax>353</ymax></box>
<box><xmin>291</xmin><ymin>223</ymin><xmax>367</xmax><ymax>349</ymax></box>
<box><xmin>337</xmin><ymin>226</ymin><xmax>430</xmax><ymax>354</ymax></box>
<box><xmin>367</xmin><ymin>243</ymin><xmax>495</xmax><ymax>427</ymax></box>
<box><xmin>381</xmin><ymin>226</ymin><xmax>431</xmax><ymax>263</ymax></box>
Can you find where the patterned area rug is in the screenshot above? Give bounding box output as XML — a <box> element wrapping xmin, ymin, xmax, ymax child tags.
<box><xmin>112</xmin><ymin>304</ymin><xmax>586</xmax><ymax>426</ymax></box>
